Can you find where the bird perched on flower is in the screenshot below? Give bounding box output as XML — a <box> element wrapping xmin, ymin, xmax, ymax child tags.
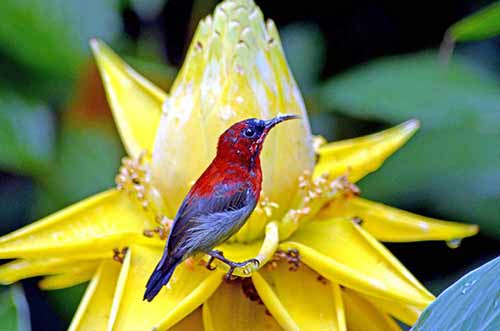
<box><xmin>145</xmin><ymin>115</ymin><xmax>298</xmax><ymax>301</ymax></box>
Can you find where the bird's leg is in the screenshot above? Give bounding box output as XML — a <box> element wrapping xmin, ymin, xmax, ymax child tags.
<box><xmin>205</xmin><ymin>250</ymin><xmax>223</xmax><ymax>271</ymax></box>
<box><xmin>206</xmin><ymin>250</ymin><xmax>260</xmax><ymax>280</ymax></box>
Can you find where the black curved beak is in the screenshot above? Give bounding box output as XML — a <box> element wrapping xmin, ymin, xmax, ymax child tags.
<box><xmin>264</xmin><ymin>114</ymin><xmax>300</xmax><ymax>131</ymax></box>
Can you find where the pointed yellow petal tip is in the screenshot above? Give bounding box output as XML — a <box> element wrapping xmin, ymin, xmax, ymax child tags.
<box><xmin>319</xmin><ymin>197</ymin><xmax>478</xmax><ymax>242</ymax></box>
<box><xmin>314</xmin><ymin>118</ymin><xmax>421</xmax><ymax>181</ymax></box>
<box><xmin>397</xmin><ymin>118</ymin><xmax>420</xmax><ymax>142</ymax></box>
<box><xmin>89</xmin><ymin>37</ymin><xmax>100</xmax><ymax>52</ymax></box>
<box><xmin>91</xmin><ymin>38</ymin><xmax>166</xmax><ymax>158</ymax></box>
<box><xmin>402</xmin><ymin>118</ymin><xmax>420</xmax><ymax>132</ymax></box>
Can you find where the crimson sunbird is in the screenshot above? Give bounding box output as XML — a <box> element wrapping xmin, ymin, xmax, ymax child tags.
<box><xmin>144</xmin><ymin>114</ymin><xmax>299</xmax><ymax>301</ymax></box>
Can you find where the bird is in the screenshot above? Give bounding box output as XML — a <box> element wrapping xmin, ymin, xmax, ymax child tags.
<box><xmin>144</xmin><ymin>114</ymin><xmax>299</xmax><ymax>302</ymax></box>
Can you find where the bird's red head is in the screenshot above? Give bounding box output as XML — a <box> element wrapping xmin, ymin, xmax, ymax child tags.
<box><xmin>216</xmin><ymin>114</ymin><xmax>299</xmax><ymax>166</ymax></box>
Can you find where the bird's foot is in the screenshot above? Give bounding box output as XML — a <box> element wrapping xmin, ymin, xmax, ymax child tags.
<box><xmin>206</xmin><ymin>250</ymin><xmax>260</xmax><ymax>279</ymax></box>
<box><xmin>205</xmin><ymin>250</ymin><xmax>224</xmax><ymax>271</ymax></box>
<box><xmin>224</xmin><ymin>258</ymin><xmax>260</xmax><ymax>280</ymax></box>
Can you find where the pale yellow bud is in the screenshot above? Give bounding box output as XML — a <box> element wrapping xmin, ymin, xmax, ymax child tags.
<box><xmin>152</xmin><ymin>0</ymin><xmax>315</xmax><ymax>217</ymax></box>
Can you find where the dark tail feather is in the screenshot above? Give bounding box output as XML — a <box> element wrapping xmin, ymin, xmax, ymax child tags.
<box><xmin>143</xmin><ymin>257</ymin><xmax>180</xmax><ymax>302</ymax></box>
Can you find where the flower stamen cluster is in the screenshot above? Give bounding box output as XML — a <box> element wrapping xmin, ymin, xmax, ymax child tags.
<box><xmin>112</xmin><ymin>247</ymin><xmax>129</xmax><ymax>264</ymax></box>
<box><xmin>267</xmin><ymin>249</ymin><xmax>302</xmax><ymax>272</ymax></box>
<box><xmin>259</xmin><ymin>195</ymin><xmax>279</xmax><ymax>218</ymax></box>
<box><xmin>279</xmin><ymin>171</ymin><xmax>360</xmax><ymax>240</ymax></box>
<box><xmin>116</xmin><ymin>152</ymin><xmax>172</xmax><ymax>240</ymax></box>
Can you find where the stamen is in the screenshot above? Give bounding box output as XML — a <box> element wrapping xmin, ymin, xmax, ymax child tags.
<box><xmin>279</xmin><ymin>171</ymin><xmax>360</xmax><ymax>240</ymax></box>
<box><xmin>115</xmin><ymin>151</ymin><xmax>173</xmax><ymax>241</ymax></box>
<box><xmin>115</xmin><ymin>150</ymin><xmax>152</xmax><ymax>211</ymax></box>
<box><xmin>112</xmin><ymin>247</ymin><xmax>129</xmax><ymax>264</ymax></box>
<box><xmin>352</xmin><ymin>216</ymin><xmax>363</xmax><ymax>225</ymax></box>
<box><xmin>316</xmin><ymin>275</ymin><xmax>328</xmax><ymax>285</ymax></box>
<box><xmin>227</xmin><ymin>277</ymin><xmax>269</xmax><ymax>316</ymax></box>
<box><xmin>259</xmin><ymin>194</ymin><xmax>279</xmax><ymax>218</ymax></box>
<box><xmin>241</xmin><ymin>278</ymin><xmax>263</xmax><ymax>304</ymax></box>
<box><xmin>313</xmin><ymin>135</ymin><xmax>327</xmax><ymax>154</ymax></box>
<box><xmin>267</xmin><ymin>248</ymin><xmax>302</xmax><ymax>272</ymax></box>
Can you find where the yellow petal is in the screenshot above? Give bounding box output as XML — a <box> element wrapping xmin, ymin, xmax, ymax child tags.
<box><xmin>109</xmin><ymin>245</ymin><xmax>223</xmax><ymax>331</ymax></box>
<box><xmin>69</xmin><ymin>259</ymin><xmax>122</xmax><ymax>331</ymax></box>
<box><xmin>363</xmin><ymin>293</ymin><xmax>421</xmax><ymax>326</ymax></box>
<box><xmin>38</xmin><ymin>263</ymin><xmax>98</xmax><ymax>290</ymax></box>
<box><xmin>314</xmin><ymin>119</ymin><xmax>419</xmax><ymax>181</ymax></box>
<box><xmin>332</xmin><ymin>282</ymin><xmax>346</xmax><ymax>330</ymax></box>
<box><xmin>318</xmin><ymin>197</ymin><xmax>478</xmax><ymax>242</ymax></box>
<box><xmin>169</xmin><ymin>308</ymin><xmax>204</xmax><ymax>331</ymax></box>
<box><xmin>253</xmin><ymin>261</ymin><xmax>346</xmax><ymax>331</ymax></box>
<box><xmin>0</xmin><ymin>255</ymin><xmax>104</xmax><ymax>284</ymax></box>
<box><xmin>202</xmin><ymin>280</ymin><xmax>282</xmax><ymax>331</ymax></box>
<box><xmin>151</xmin><ymin>0</ymin><xmax>314</xmax><ymax>217</ymax></box>
<box><xmin>281</xmin><ymin>218</ymin><xmax>434</xmax><ymax>308</ymax></box>
<box><xmin>0</xmin><ymin>190</ymin><xmax>147</xmax><ymax>259</ymax></box>
<box><xmin>342</xmin><ymin>288</ymin><xmax>401</xmax><ymax>331</ymax></box>
<box><xmin>108</xmin><ymin>248</ymin><xmax>131</xmax><ymax>331</ymax></box>
<box><xmin>90</xmin><ymin>39</ymin><xmax>166</xmax><ymax>158</ymax></box>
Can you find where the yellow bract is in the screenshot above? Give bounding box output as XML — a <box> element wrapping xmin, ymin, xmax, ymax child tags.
<box><xmin>111</xmin><ymin>245</ymin><xmax>223</xmax><ymax>331</ymax></box>
<box><xmin>38</xmin><ymin>264</ymin><xmax>98</xmax><ymax>290</ymax></box>
<box><xmin>314</xmin><ymin>119</ymin><xmax>419</xmax><ymax>181</ymax></box>
<box><xmin>254</xmin><ymin>263</ymin><xmax>346</xmax><ymax>331</ymax></box>
<box><xmin>91</xmin><ymin>39</ymin><xmax>166</xmax><ymax>158</ymax></box>
<box><xmin>203</xmin><ymin>281</ymin><xmax>282</xmax><ymax>331</ymax></box>
<box><xmin>319</xmin><ymin>197</ymin><xmax>478</xmax><ymax>242</ymax></box>
<box><xmin>69</xmin><ymin>260</ymin><xmax>121</xmax><ymax>331</ymax></box>
<box><xmin>0</xmin><ymin>190</ymin><xmax>147</xmax><ymax>259</ymax></box>
<box><xmin>281</xmin><ymin>218</ymin><xmax>434</xmax><ymax>308</ymax></box>
<box><xmin>364</xmin><ymin>293</ymin><xmax>422</xmax><ymax>325</ymax></box>
<box><xmin>342</xmin><ymin>289</ymin><xmax>401</xmax><ymax>331</ymax></box>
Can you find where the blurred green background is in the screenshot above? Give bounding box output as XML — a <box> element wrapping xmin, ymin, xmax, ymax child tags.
<box><xmin>0</xmin><ymin>0</ymin><xmax>499</xmax><ymax>330</ymax></box>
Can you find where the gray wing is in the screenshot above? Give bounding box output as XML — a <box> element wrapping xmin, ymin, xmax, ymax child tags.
<box><xmin>167</xmin><ymin>182</ymin><xmax>257</xmax><ymax>258</ymax></box>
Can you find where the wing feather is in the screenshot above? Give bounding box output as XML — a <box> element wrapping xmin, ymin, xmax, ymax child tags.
<box><xmin>167</xmin><ymin>181</ymin><xmax>255</xmax><ymax>257</ymax></box>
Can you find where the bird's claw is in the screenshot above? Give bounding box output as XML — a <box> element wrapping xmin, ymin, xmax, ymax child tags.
<box><xmin>225</xmin><ymin>267</ymin><xmax>238</xmax><ymax>281</ymax></box>
<box><xmin>205</xmin><ymin>250</ymin><xmax>224</xmax><ymax>271</ymax></box>
<box><xmin>205</xmin><ymin>256</ymin><xmax>217</xmax><ymax>270</ymax></box>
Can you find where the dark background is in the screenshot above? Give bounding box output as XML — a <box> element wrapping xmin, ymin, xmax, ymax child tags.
<box><xmin>0</xmin><ymin>0</ymin><xmax>498</xmax><ymax>330</ymax></box>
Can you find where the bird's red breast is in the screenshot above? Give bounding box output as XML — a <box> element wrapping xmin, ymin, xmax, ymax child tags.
<box><xmin>186</xmin><ymin>156</ymin><xmax>262</xmax><ymax>203</ymax></box>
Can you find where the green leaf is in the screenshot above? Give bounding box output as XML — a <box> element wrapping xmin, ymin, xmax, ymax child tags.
<box><xmin>0</xmin><ymin>285</ymin><xmax>31</xmax><ymax>331</ymax></box>
<box><xmin>130</xmin><ymin>0</ymin><xmax>166</xmax><ymax>20</ymax></box>
<box><xmin>46</xmin><ymin>284</ymin><xmax>87</xmax><ymax>323</ymax></box>
<box><xmin>281</xmin><ymin>23</ymin><xmax>326</xmax><ymax>93</ymax></box>
<box><xmin>317</xmin><ymin>51</ymin><xmax>500</xmax><ymax>130</ymax></box>
<box><xmin>412</xmin><ymin>256</ymin><xmax>500</xmax><ymax>331</ymax></box>
<box><xmin>448</xmin><ymin>2</ymin><xmax>500</xmax><ymax>42</ymax></box>
<box><xmin>0</xmin><ymin>89</ymin><xmax>55</xmax><ymax>176</ymax></box>
<box><xmin>0</xmin><ymin>0</ymin><xmax>121</xmax><ymax>79</ymax></box>
<box><xmin>0</xmin><ymin>55</ymin><xmax>73</xmax><ymax>102</ymax></box>
<box><xmin>32</xmin><ymin>121</ymin><xmax>123</xmax><ymax>217</ymax></box>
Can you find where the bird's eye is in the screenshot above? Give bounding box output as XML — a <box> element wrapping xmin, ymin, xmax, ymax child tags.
<box><xmin>243</xmin><ymin>127</ymin><xmax>256</xmax><ymax>138</ymax></box>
